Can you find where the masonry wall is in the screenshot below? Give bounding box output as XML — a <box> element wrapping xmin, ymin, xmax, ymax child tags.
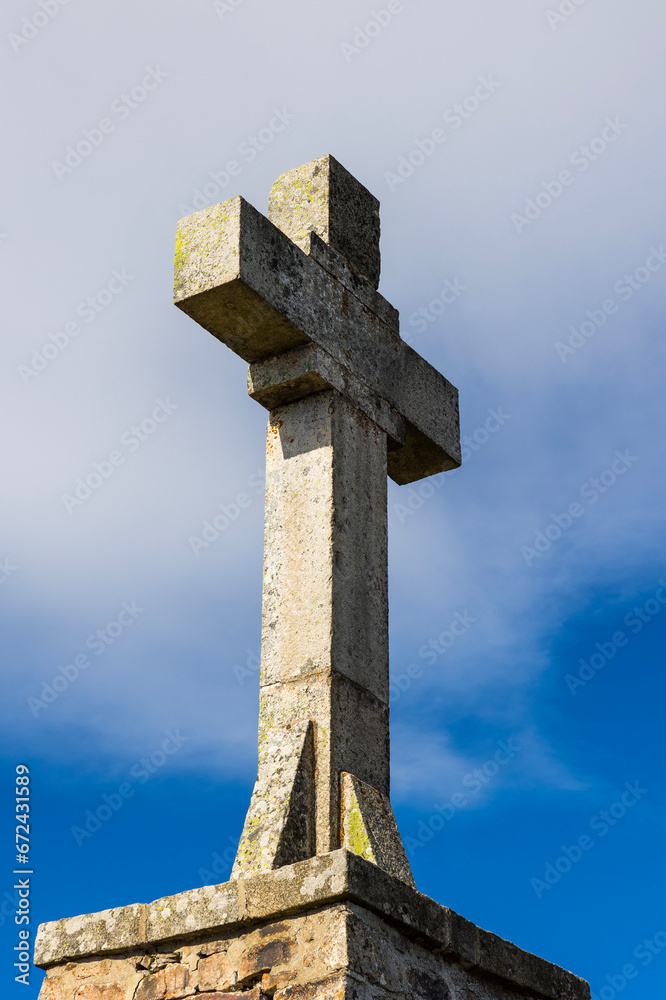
<box><xmin>37</xmin><ymin>902</ymin><xmax>573</xmax><ymax>1000</ymax></box>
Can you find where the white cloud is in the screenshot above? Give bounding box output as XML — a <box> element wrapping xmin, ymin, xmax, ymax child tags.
<box><xmin>2</xmin><ymin>0</ymin><xmax>665</xmax><ymax>818</ymax></box>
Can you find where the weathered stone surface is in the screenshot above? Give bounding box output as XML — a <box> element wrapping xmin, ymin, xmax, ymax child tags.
<box><xmin>35</xmin><ymin>157</ymin><xmax>587</xmax><ymax>1000</ymax></box>
<box><xmin>276</xmin><ymin>974</ymin><xmax>348</xmax><ymax>1000</ymax></box>
<box><xmin>34</xmin><ymin>904</ymin><xmax>145</xmax><ymax>967</ymax></box>
<box><xmin>136</xmin><ymin>952</ymin><xmax>182</xmax><ymax>974</ymax></box>
<box><xmin>340</xmin><ymin>773</ymin><xmax>415</xmax><ymax>888</ymax></box>
<box><xmin>36</xmin><ymin>885</ymin><xmax>588</xmax><ymax>1000</ymax></box>
<box><xmin>242</xmin><ymin>851</ymin><xmax>349</xmax><ymax>923</ymax></box>
<box><xmin>37</xmin><ymin>954</ymin><xmax>144</xmax><ymax>1000</ymax></box>
<box><xmin>252</xmin><ymin>391</ymin><xmax>391</xmax><ymax>859</ymax></box>
<box><xmin>233</xmin><ymin>720</ymin><xmax>316</xmax><ymax>877</ymax></box>
<box><xmin>306</xmin><ymin>233</ymin><xmax>397</xmax><ymax>332</ymax></box>
<box><xmin>145</xmin><ymin>879</ymin><xmax>239</xmax><ymax>942</ymax></box>
<box><xmin>260</xmin><ymin>392</ymin><xmax>389</xmax><ymax>699</ymax></box>
<box><xmin>216</xmin><ymin>989</ymin><xmax>263</xmax><ymax>1000</ymax></box>
<box><xmin>36</xmin><ymin>976</ymin><xmax>64</xmax><ymax>1000</ymax></box>
<box><xmin>237</xmin><ymin>931</ymin><xmax>297</xmax><ymax>981</ymax></box>
<box><xmin>247</xmin><ymin>344</ymin><xmax>406</xmax><ymax>449</ymax></box>
<box><xmin>173</xmin><ymin>157</ymin><xmax>460</xmax><ymax>884</ymax></box>
<box><xmin>253</xmin><ymin>677</ymin><xmax>389</xmax><ymax>859</ymax></box>
<box><xmin>268</xmin><ymin>154</ymin><xmax>381</xmax><ymax>288</ymax></box>
<box><xmin>173</xmin><ymin>194</ymin><xmax>460</xmax><ymax>485</ymax></box>
<box><xmin>164</xmin><ymin>961</ymin><xmax>191</xmax><ymax>997</ymax></box>
<box><xmin>197</xmin><ymin>949</ymin><xmax>234</xmax><ymax>991</ymax></box>
<box><xmin>35</xmin><ymin>851</ymin><xmax>589</xmax><ymax>999</ymax></box>
<box><xmin>72</xmin><ymin>986</ymin><xmax>126</xmax><ymax>1000</ymax></box>
<box><xmin>134</xmin><ymin>969</ymin><xmax>166</xmax><ymax>999</ymax></box>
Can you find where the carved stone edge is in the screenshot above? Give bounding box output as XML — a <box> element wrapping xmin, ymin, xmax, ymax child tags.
<box><xmin>340</xmin><ymin>772</ymin><xmax>415</xmax><ymax>889</ymax></box>
<box><xmin>173</xmin><ymin>195</ymin><xmax>461</xmax><ymax>484</ymax></box>
<box><xmin>306</xmin><ymin>232</ymin><xmax>399</xmax><ymax>333</ymax></box>
<box><xmin>33</xmin><ymin>850</ymin><xmax>589</xmax><ymax>1000</ymax></box>
<box><xmin>232</xmin><ymin>720</ymin><xmax>315</xmax><ymax>878</ymax></box>
<box><xmin>247</xmin><ymin>343</ymin><xmax>406</xmax><ymax>449</ymax></box>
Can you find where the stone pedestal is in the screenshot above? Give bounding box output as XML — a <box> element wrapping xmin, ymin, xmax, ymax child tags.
<box><xmin>34</xmin><ymin>851</ymin><xmax>589</xmax><ymax>1000</ymax></box>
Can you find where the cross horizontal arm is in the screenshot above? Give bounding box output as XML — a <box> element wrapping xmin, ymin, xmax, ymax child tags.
<box><xmin>174</xmin><ymin>196</ymin><xmax>460</xmax><ymax>484</ymax></box>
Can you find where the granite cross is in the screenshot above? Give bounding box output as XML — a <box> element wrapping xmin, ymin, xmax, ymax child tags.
<box><xmin>174</xmin><ymin>155</ymin><xmax>461</xmax><ymax>887</ymax></box>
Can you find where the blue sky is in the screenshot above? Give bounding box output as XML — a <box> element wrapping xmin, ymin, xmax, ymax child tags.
<box><xmin>1</xmin><ymin>1</ymin><xmax>665</xmax><ymax>997</ymax></box>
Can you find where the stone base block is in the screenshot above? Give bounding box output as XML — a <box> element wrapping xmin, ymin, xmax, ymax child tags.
<box><xmin>34</xmin><ymin>850</ymin><xmax>589</xmax><ymax>1000</ymax></box>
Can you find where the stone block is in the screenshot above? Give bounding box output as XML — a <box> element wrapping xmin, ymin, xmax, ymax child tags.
<box><xmin>259</xmin><ymin>392</ymin><xmax>389</xmax><ymax>704</ymax></box>
<box><xmin>343</xmin><ymin>850</ymin><xmax>448</xmax><ymax>948</ymax></box>
<box><xmin>145</xmin><ymin>880</ymin><xmax>239</xmax><ymax>941</ymax></box>
<box><xmin>134</xmin><ymin>970</ymin><xmax>166</xmax><ymax>1000</ymax></box>
<box><xmin>247</xmin><ymin>344</ymin><xmax>406</xmax><ymax>449</ymax></box>
<box><xmin>217</xmin><ymin>989</ymin><xmax>263</xmax><ymax>1000</ymax></box>
<box><xmin>445</xmin><ymin>911</ymin><xmax>478</xmax><ymax>969</ymax></box>
<box><xmin>255</xmin><ymin>675</ymin><xmax>390</xmax><ymax>856</ymax></box>
<box><xmin>268</xmin><ymin>155</ymin><xmax>381</xmax><ymax>288</ymax></box>
<box><xmin>276</xmin><ymin>973</ymin><xmax>349</xmax><ymax>1000</ymax></box>
<box><xmin>340</xmin><ymin>773</ymin><xmax>414</xmax><ymax>887</ymax></box>
<box><xmin>71</xmin><ymin>986</ymin><xmax>126</xmax><ymax>1000</ymax></box>
<box><xmin>164</xmin><ymin>962</ymin><xmax>191</xmax><ymax>998</ymax></box>
<box><xmin>198</xmin><ymin>949</ymin><xmax>234</xmax><ymax>991</ymax></box>
<box><xmin>36</xmin><ymin>850</ymin><xmax>588</xmax><ymax>1000</ymax></box>
<box><xmin>37</xmin><ymin>954</ymin><xmax>144</xmax><ymax>1000</ymax></box>
<box><xmin>237</xmin><ymin>932</ymin><xmax>297</xmax><ymax>981</ymax></box>
<box><xmin>34</xmin><ymin>903</ymin><xmax>145</xmax><ymax>967</ymax></box>
<box><xmin>233</xmin><ymin>720</ymin><xmax>316</xmax><ymax>877</ymax></box>
<box><xmin>242</xmin><ymin>853</ymin><xmax>349</xmax><ymax>923</ymax></box>
<box><xmin>306</xmin><ymin>233</ymin><xmax>397</xmax><ymax>332</ymax></box>
<box><xmin>173</xmin><ymin>196</ymin><xmax>460</xmax><ymax>485</ymax></box>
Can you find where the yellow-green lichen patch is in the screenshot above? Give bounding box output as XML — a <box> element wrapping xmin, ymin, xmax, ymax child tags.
<box><xmin>346</xmin><ymin>793</ymin><xmax>375</xmax><ymax>863</ymax></box>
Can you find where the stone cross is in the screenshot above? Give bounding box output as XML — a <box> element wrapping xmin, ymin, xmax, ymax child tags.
<box><xmin>174</xmin><ymin>155</ymin><xmax>461</xmax><ymax>888</ymax></box>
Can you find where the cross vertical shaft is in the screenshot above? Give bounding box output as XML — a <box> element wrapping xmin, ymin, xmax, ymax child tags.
<box><xmin>259</xmin><ymin>391</ymin><xmax>390</xmax><ymax>857</ymax></box>
<box><xmin>173</xmin><ymin>154</ymin><xmax>462</xmax><ymax>888</ymax></box>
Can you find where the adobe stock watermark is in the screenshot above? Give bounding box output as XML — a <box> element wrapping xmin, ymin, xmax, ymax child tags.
<box><xmin>213</xmin><ymin>0</ymin><xmax>246</xmax><ymax>19</ymax></box>
<box><xmin>27</xmin><ymin>601</ymin><xmax>145</xmax><ymax>717</ymax></box>
<box><xmin>0</xmin><ymin>558</ymin><xmax>18</xmax><ymax>585</ymax></box>
<box><xmin>511</xmin><ymin>117</ymin><xmax>628</xmax><ymax>234</ymax></box>
<box><xmin>555</xmin><ymin>245</ymin><xmax>666</xmax><ymax>362</ymax></box>
<box><xmin>51</xmin><ymin>66</ymin><xmax>168</xmax><ymax>181</ymax></box>
<box><xmin>189</xmin><ymin>469</ymin><xmax>264</xmax><ymax>555</ymax></box>
<box><xmin>17</xmin><ymin>268</ymin><xmax>134</xmax><ymax>385</ymax></box>
<box><xmin>341</xmin><ymin>0</ymin><xmax>408</xmax><ymax>63</ymax></box>
<box><xmin>233</xmin><ymin>648</ymin><xmax>261</xmax><ymax>686</ymax></box>
<box><xmin>8</xmin><ymin>0</ymin><xmax>73</xmax><ymax>54</ymax></box>
<box><xmin>591</xmin><ymin>928</ymin><xmax>666</xmax><ymax>1000</ymax></box>
<box><xmin>404</xmin><ymin>278</ymin><xmax>468</xmax><ymax>342</ymax></box>
<box><xmin>461</xmin><ymin>406</ymin><xmax>511</xmax><ymax>464</ymax></box>
<box><xmin>61</xmin><ymin>397</ymin><xmax>178</xmax><ymax>513</ymax></box>
<box><xmin>198</xmin><ymin>835</ymin><xmax>240</xmax><ymax>885</ymax></box>
<box><xmin>385</xmin><ymin>75</ymin><xmax>502</xmax><ymax>192</ymax></box>
<box><xmin>390</xmin><ymin>610</ymin><xmax>477</xmax><ymax>703</ymax></box>
<box><xmin>521</xmin><ymin>449</ymin><xmax>638</xmax><ymax>566</ymax></box>
<box><xmin>530</xmin><ymin>781</ymin><xmax>648</xmax><ymax>898</ymax></box>
<box><xmin>405</xmin><ymin>738</ymin><xmax>522</xmax><ymax>856</ymax></box>
<box><xmin>178</xmin><ymin>109</ymin><xmax>296</xmax><ymax>216</ymax></box>
<box><xmin>392</xmin><ymin>408</ymin><xmax>511</xmax><ymax>524</ymax></box>
<box><xmin>71</xmin><ymin>730</ymin><xmax>189</xmax><ymax>846</ymax></box>
<box><xmin>565</xmin><ymin>580</ymin><xmax>666</xmax><ymax>694</ymax></box>
<box><xmin>0</xmin><ymin>889</ymin><xmax>21</xmax><ymax>931</ymax></box>
<box><xmin>393</xmin><ymin>473</ymin><xmax>446</xmax><ymax>525</ymax></box>
<box><xmin>545</xmin><ymin>0</ymin><xmax>592</xmax><ymax>31</ymax></box>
